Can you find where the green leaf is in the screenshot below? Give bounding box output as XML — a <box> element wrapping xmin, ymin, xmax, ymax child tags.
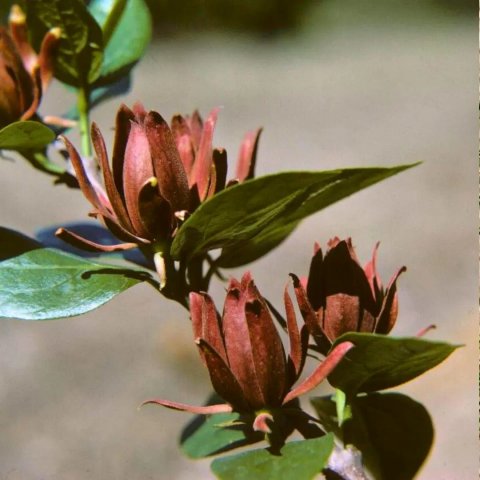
<box><xmin>0</xmin><ymin>227</ymin><xmax>150</xmax><ymax>320</ymax></box>
<box><xmin>181</xmin><ymin>411</ymin><xmax>263</xmax><ymax>459</ymax></box>
<box><xmin>26</xmin><ymin>0</ymin><xmax>104</xmax><ymax>86</ymax></box>
<box><xmin>89</xmin><ymin>0</ymin><xmax>152</xmax><ymax>85</ymax></box>
<box><xmin>172</xmin><ymin>164</ymin><xmax>417</xmax><ymax>264</ymax></box>
<box><xmin>328</xmin><ymin>333</ymin><xmax>460</xmax><ymax>395</ymax></box>
<box><xmin>0</xmin><ymin>121</ymin><xmax>55</xmax><ymax>150</ymax></box>
<box><xmin>211</xmin><ymin>435</ymin><xmax>334</xmax><ymax>480</ymax></box>
<box><xmin>311</xmin><ymin>393</ymin><xmax>434</xmax><ymax>480</ymax></box>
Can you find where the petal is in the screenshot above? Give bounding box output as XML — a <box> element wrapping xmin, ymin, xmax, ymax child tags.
<box><xmin>189</xmin><ymin>107</ymin><xmax>220</xmax><ymax>201</ymax></box>
<box><xmin>323</xmin><ymin>293</ymin><xmax>362</xmax><ymax>339</ymax></box>
<box><xmin>8</xmin><ymin>5</ymin><xmax>36</xmax><ymax>73</ymax></box>
<box><xmin>322</xmin><ymin>239</ymin><xmax>377</xmax><ymax>315</ymax></box>
<box><xmin>222</xmin><ymin>277</ymin><xmax>264</xmax><ymax>409</ymax></box>
<box><xmin>190</xmin><ymin>292</ymin><xmax>227</xmax><ymax>364</ymax></box>
<box><xmin>284</xmin><ymin>286</ymin><xmax>307</xmax><ymax>383</ymax></box>
<box><xmin>59</xmin><ymin>135</ymin><xmax>105</xmax><ymax>212</ymax></box>
<box><xmin>290</xmin><ymin>274</ymin><xmax>331</xmax><ymax>355</ymax></box>
<box><xmin>197</xmin><ymin>339</ymin><xmax>250</xmax><ymax>412</ymax></box>
<box><xmin>282</xmin><ymin>341</ymin><xmax>355</xmax><ymax>405</ymax></box>
<box><xmin>19</xmin><ymin>65</ymin><xmax>41</xmax><ymax>121</ymax></box>
<box><xmin>244</xmin><ymin>286</ymin><xmax>287</xmax><ymax>407</ymax></box>
<box><xmin>253</xmin><ymin>412</ymin><xmax>273</xmax><ymax>433</ymax></box>
<box><xmin>111</xmin><ymin>104</ymin><xmax>135</xmax><ymax>198</ymax></box>
<box><xmin>37</xmin><ymin>27</ymin><xmax>61</xmax><ymax>91</ymax></box>
<box><xmin>144</xmin><ymin>111</ymin><xmax>191</xmax><ymax>213</ymax></box>
<box><xmin>306</xmin><ymin>246</ymin><xmax>324</xmax><ymax>311</ymax></box>
<box><xmin>141</xmin><ymin>398</ymin><xmax>232</xmax><ymax>415</ymax></box>
<box><xmin>364</xmin><ymin>241</ymin><xmax>383</xmax><ymax>300</ymax></box>
<box><xmin>55</xmin><ymin>228</ymin><xmax>137</xmax><ymax>252</ymax></box>
<box><xmin>91</xmin><ymin>122</ymin><xmax>134</xmax><ymax>232</ymax></box>
<box><xmin>122</xmin><ymin>121</ymin><xmax>155</xmax><ymax>238</ymax></box>
<box><xmin>185</xmin><ymin>109</ymin><xmax>203</xmax><ymax>149</ymax></box>
<box><xmin>375</xmin><ymin>266</ymin><xmax>407</xmax><ymax>334</ymax></box>
<box><xmin>212</xmin><ymin>148</ymin><xmax>228</xmax><ymax>194</ymax></box>
<box><xmin>235</xmin><ymin>128</ymin><xmax>262</xmax><ymax>181</ymax></box>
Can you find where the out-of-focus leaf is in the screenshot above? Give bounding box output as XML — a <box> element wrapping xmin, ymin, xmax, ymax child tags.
<box><xmin>211</xmin><ymin>434</ymin><xmax>334</xmax><ymax>480</ymax></box>
<box><xmin>0</xmin><ymin>121</ymin><xmax>55</xmax><ymax>150</ymax></box>
<box><xmin>181</xmin><ymin>411</ymin><xmax>263</xmax><ymax>459</ymax></box>
<box><xmin>0</xmin><ymin>227</ymin><xmax>150</xmax><ymax>320</ymax></box>
<box><xmin>172</xmin><ymin>165</ymin><xmax>417</xmax><ymax>264</ymax></box>
<box><xmin>328</xmin><ymin>333</ymin><xmax>460</xmax><ymax>395</ymax></box>
<box><xmin>89</xmin><ymin>0</ymin><xmax>152</xmax><ymax>85</ymax></box>
<box><xmin>26</xmin><ymin>0</ymin><xmax>104</xmax><ymax>86</ymax></box>
<box><xmin>311</xmin><ymin>393</ymin><xmax>434</xmax><ymax>480</ymax></box>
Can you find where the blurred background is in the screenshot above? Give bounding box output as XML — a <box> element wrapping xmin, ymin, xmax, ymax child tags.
<box><xmin>0</xmin><ymin>0</ymin><xmax>477</xmax><ymax>478</ymax></box>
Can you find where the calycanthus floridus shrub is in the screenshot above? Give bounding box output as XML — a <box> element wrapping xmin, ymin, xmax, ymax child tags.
<box><xmin>0</xmin><ymin>2</ymin><xmax>459</xmax><ymax>479</ymax></box>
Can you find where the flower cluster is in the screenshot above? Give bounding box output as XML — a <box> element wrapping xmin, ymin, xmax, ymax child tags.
<box><xmin>56</xmin><ymin>104</ymin><xmax>261</xmax><ymax>255</ymax></box>
<box><xmin>0</xmin><ymin>5</ymin><xmax>60</xmax><ymax>129</ymax></box>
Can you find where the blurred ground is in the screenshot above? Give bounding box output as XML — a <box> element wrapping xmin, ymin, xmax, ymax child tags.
<box><xmin>0</xmin><ymin>1</ymin><xmax>477</xmax><ymax>479</ymax></box>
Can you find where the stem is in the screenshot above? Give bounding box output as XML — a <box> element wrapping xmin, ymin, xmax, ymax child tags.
<box><xmin>77</xmin><ymin>86</ymin><xmax>92</xmax><ymax>158</ymax></box>
<box><xmin>102</xmin><ymin>0</ymin><xmax>127</xmax><ymax>46</ymax></box>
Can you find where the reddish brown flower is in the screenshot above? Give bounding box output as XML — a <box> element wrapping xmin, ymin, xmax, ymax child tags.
<box><xmin>0</xmin><ymin>5</ymin><xmax>60</xmax><ymax>129</ymax></box>
<box><xmin>292</xmin><ymin>237</ymin><xmax>406</xmax><ymax>355</ymax></box>
<box><xmin>56</xmin><ymin>104</ymin><xmax>262</xmax><ymax>256</ymax></box>
<box><xmin>143</xmin><ymin>272</ymin><xmax>353</xmax><ymax>431</ymax></box>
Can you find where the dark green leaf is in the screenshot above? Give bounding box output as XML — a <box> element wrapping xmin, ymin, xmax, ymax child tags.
<box><xmin>181</xmin><ymin>411</ymin><xmax>263</xmax><ymax>459</ymax></box>
<box><xmin>89</xmin><ymin>0</ymin><xmax>152</xmax><ymax>85</ymax></box>
<box><xmin>311</xmin><ymin>393</ymin><xmax>434</xmax><ymax>480</ymax></box>
<box><xmin>172</xmin><ymin>165</ymin><xmax>417</xmax><ymax>264</ymax></box>
<box><xmin>0</xmin><ymin>227</ymin><xmax>150</xmax><ymax>320</ymax></box>
<box><xmin>26</xmin><ymin>0</ymin><xmax>104</xmax><ymax>86</ymax></box>
<box><xmin>211</xmin><ymin>435</ymin><xmax>334</xmax><ymax>480</ymax></box>
<box><xmin>0</xmin><ymin>121</ymin><xmax>55</xmax><ymax>150</ymax></box>
<box><xmin>328</xmin><ymin>333</ymin><xmax>460</xmax><ymax>395</ymax></box>
<box><xmin>217</xmin><ymin>164</ymin><xmax>417</xmax><ymax>267</ymax></box>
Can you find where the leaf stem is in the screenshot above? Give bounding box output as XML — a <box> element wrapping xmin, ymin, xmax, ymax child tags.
<box><xmin>77</xmin><ymin>86</ymin><xmax>92</xmax><ymax>158</ymax></box>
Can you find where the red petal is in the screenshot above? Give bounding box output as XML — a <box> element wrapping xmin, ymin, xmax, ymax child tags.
<box><xmin>144</xmin><ymin>111</ymin><xmax>190</xmax><ymax>213</ymax></box>
<box><xmin>186</xmin><ymin>110</ymin><xmax>203</xmax><ymax>149</ymax></box>
<box><xmin>375</xmin><ymin>266</ymin><xmax>406</xmax><ymax>334</ymax></box>
<box><xmin>244</xmin><ymin>284</ymin><xmax>287</xmax><ymax>407</ymax></box>
<box><xmin>197</xmin><ymin>339</ymin><xmax>250</xmax><ymax>412</ymax></box>
<box><xmin>235</xmin><ymin>128</ymin><xmax>262</xmax><ymax>181</ymax></box>
<box><xmin>222</xmin><ymin>279</ymin><xmax>263</xmax><ymax>409</ymax></box>
<box><xmin>111</xmin><ymin>104</ymin><xmax>135</xmax><ymax>198</ymax></box>
<box><xmin>141</xmin><ymin>398</ymin><xmax>232</xmax><ymax>415</ymax></box>
<box><xmin>291</xmin><ymin>274</ymin><xmax>331</xmax><ymax>355</ymax></box>
<box><xmin>283</xmin><ymin>341</ymin><xmax>354</xmax><ymax>404</ymax></box>
<box><xmin>55</xmin><ymin>228</ymin><xmax>137</xmax><ymax>252</ymax></box>
<box><xmin>37</xmin><ymin>27</ymin><xmax>61</xmax><ymax>91</ymax></box>
<box><xmin>284</xmin><ymin>286</ymin><xmax>304</xmax><ymax>382</ymax></box>
<box><xmin>91</xmin><ymin>122</ymin><xmax>134</xmax><ymax>232</ymax></box>
<box><xmin>190</xmin><ymin>107</ymin><xmax>219</xmax><ymax>201</ymax></box>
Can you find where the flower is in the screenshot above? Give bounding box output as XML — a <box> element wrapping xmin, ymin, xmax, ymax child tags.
<box><xmin>291</xmin><ymin>237</ymin><xmax>406</xmax><ymax>355</ymax></box>
<box><xmin>0</xmin><ymin>5</ymin><xmax>60</xmax><ymax>129</ymax></box>
<box><xmin>56</xmin><ymin>104</ymin><xmax>262</xmax><ymax>256</ymax></box>
<box><xmin>142</xmin><ymin>272</ymin><xmax>353</xmax><ymax>432</ymax></box>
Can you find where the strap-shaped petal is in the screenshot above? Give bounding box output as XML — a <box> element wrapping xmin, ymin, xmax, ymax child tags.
<box><xmin>189</xmin><ymin>107</ymin><xmax>219</xmax><ymax>201</ymax></box>
<box><xmin>141</xmin><ymin>398</ymin><xmax>232</xmax><ymax>415</ymax></box>
<box><xmin>190</xmin><ymin>292</ymin><xmax>227</xmax><ymax>364</ymax></box>
<box><xmin>283</xmin><ymin>341</ymin><xmax>354</xmax><ymax>405</ymax></box>
<box><xmin>55</xmin><ymin>228</ymin><xmax>137</xmax><ymax>252</ymax></box>
<box><xmin>91</xmin><ymin>122</ymin><xmax>134</xmax><ymax>232</ymax></box>
<box><xmin>144</xmin><ymin>111</ymin><xmax>190</xmax><ymax>214</ymax></box>
<box><xmin>222</xmin><ymin>279</ymin><xmax>264</xmax><ymax>409</ymax></box>
<box><xmin>245</xmin><ymin>293</ymin><xmax>287</xmax><ymax>407</ymax></box>
<box><xmin>111</xmin><ymin>104</ymin><xmax>135</xmax><ymax>198</ymax></box>
<box><xmin>196</xmin><ymin>339</ymin><xmax>249</xmax><ymax>412</ymax></box>
<box><xmin>375</xmin><ymin>266</ymin><xmax>406</xmax><ymax>334</ymax></box>
<box><xmin>235</xmin><ymin>128</ymin><xmax>262</xmax><ymax>181</ymax></box>
<box><xmin>291</xmin><ymin>274</ymin><xmax>331</xmax><ymax>355</ymax></box>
